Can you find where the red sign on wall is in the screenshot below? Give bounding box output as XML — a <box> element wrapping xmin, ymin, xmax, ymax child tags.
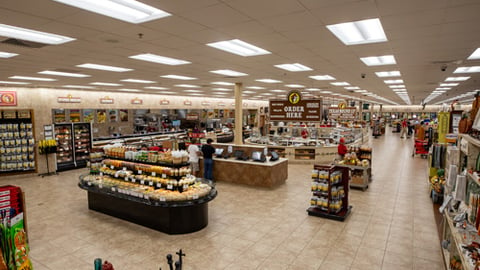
<box><xmin>0</xmin><ymin>91</ymin><xmax>16</xmax><ymax>106</ymax></box>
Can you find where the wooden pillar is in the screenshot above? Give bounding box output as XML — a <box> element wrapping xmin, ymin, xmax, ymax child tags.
<box><xmin>234</xmin><ymin>82</ymin><xmax>243</xmax><ymax>145</ymax></box>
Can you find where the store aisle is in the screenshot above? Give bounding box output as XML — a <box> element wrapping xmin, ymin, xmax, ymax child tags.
<box><xmin>0</xmin><ymin>128</ymin><xmax>444</xmax><ymax>270</ymax></box>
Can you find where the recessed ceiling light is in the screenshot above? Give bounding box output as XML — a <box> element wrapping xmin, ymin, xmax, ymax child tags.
<box><xmin>0</xmin><ymin>81</ymin><xmax>30</xmax><ymax>85</ymax></box>
<box><xmin>274</xmin><ymin>63</ymin><xmax>312</xmax><ymax>72</ymax></box>
<box><xmin>331</xmin><ymin>93</ymin><xmax>341</xmax><ymax>96</ymax></box>
<box><xmin>38</xmin><ymin>70</ymin><xmax>90</xmax><ymax>77</ymax></box>
<box><xmin>243</xmin><ymin>90</ymin><xmax>256</xmax><ymax>94</ymax></box>
<box><xmin>439</xmin><ymin>83</ymin><xmax>459</xmax><ymax>87</ymax></box>
<box><xmin>187</xmin><ymin>93</ymin><xmax>203</xmax><ymax>96</ymax></box>
<box><xmin>330</xmin><ymin>82</ymin><xmax>350</xmax><ymax>86</ymax></box>
<box><xmin>354</xmin><ymin>90</ymin><xmax>368</xmax><ymax>93</ymax></box>
<box><xmin>285</xmin><ymin>84</ymin><xmax>305</xmax><ymax>88</ymax></box>
<box><xmin>246</xmin><ymin>86</ymin><xmax>265</xmax><ymax>90</ymax></box>
<box><xmin>388</xmin><ymin>85</ymin><xmax>405</xmax><ymax>88</ymax></box>
<box><xmin>118</xmin><ymin>88</ymin><xmax>141</xmax><ymax>92</ymax></box>
<box><xmin>157</xmin><ymin>91</ymin><xmax>175</xmax><ymax>94</ymax></box>
<box><xmin>62</xmin><ymin>85</ymin><xmax>95</xmax><ymax>89</ymax></box>
<box><xmin>0</xmin><ymin>52</ymin><xmax>18</xmax><ymax>58</ymax></box>
<box><xmin>270</xmin><ymin>89</ymin><xmax>287</xmax><ymax>92</ymax></box>
<box><xmin>384</xmin><ymin>79</ymin><xmax>404</xmax><ymax>84</ymax></box>
<box><xmin>0</xmin><ymin>23</ymin><xmax>75</xmax><ymax>45</ymax></box>
<box><xmin>9</xmin><ymin>75</ymin><xmax>56</xmax><ymax>81</ymax></box>
<box><xmin>360</xmin><ymin>55</ymin><xmax>396</xmax><ymax>66</ymax></box>
<box><xmin>161</xmin><ymin>74</ymin><xmax>197</xmax><ymax>80</ymax></box>
<box><xmin>445</xmin><ymin>76</ymin><xmax>470</xmax><ymax>82</ymax></box>
<box><xmin>255</xmin><ymin>79</ymin><xmax>282</xmax><ymax>83</ymax></box>
<box><xmin>144</xmin><ymin>86</ymin><xmax>168</xmax><ymax>90</ymax></box>
<box><xmin>90</xmin><ymin>82</ymin><xmax>122</xmax><ymax>86</ymax></box>
<box><xmin>454</xmin><ymin>66</ymin><xmax>480</xmax><ymax>73</ymax></box>
<box><xmin>52</xmin><ymin>0</ymin><xmax>171</xmax><ymax>24</ymax></box>
<box><xmin>310</xmin><ymin>75</ymin><xmax>336</xmax><ymax>80</ymax></box>
<box><xmin>212</xmin><ymin>92</ymin><xmax>228</xmax><ymax>95</ymax></box>
<box><xmin>436</xmin><ymin>87</ymin><xmax>451</xmax><ymax>90</ymax></box>
<box><xmin>468</xmin><ymin>48</ymin><xmax>480</xmax><ymax>60</ymax></box>
<box><xmin>212</xmin><ymin>81</ymin><xmax>234</xmax><ymax>86</ymax></box>
<box><xmin>392</xmin><ymin>89</ymin><xmax>406</xmax><ymax>92</ymax></box>
<box><xmin>183</xmin><ymin>89</ymin><xmax>203</xmax><ymax>93</ymax></box>
<box><xmin>212</xmin><ymin>88</ymin><xmax>231</xmax><ymax>91</ymax></box>
<box><xmin>129</xmin><ymin>53</ymin><xmax>190</xmax><ymax>65</ymax></box>
<box><xmin>120</xmin><ymin>79</ymin><xmax>156</xmax><ymax>83</ymax></box>
<box><xmin>77</xmin><ymin>63</ymin><xmax>132</xmax><ymax>72</ymax></box>
<box><xmin>261</xmin><ymin>93</ymin><xmax>274</xmax><ymax>96</ymax></box>
<box><xmin>345</xmin><ymin>86</ymin><xmax>360</xmax><ymax>90</ymax></box>
<box><xmin>206</xmin><ymin>39</ymin><xmax>270</xmax><ymax>57</ymax></box>
<box><xmin>326</xmin><ymin>18</ymin><xmax>387</xmax><ymax>45</ymax></box>
<box><xmin>209</xmin><ymin>69</ymin><xmax>248</xmax><ymax>77</ymax></box>
<box><xmin>433</xmin><ymin>90</ymin><xmax>446</xmax><ymax>93</ymax></box>
<box><xmin>175</xmin><ymin>84</ymin><xmax>200</xmax><ymax>88</ymax></box>
<box><xmin>375</xmin><ymin>71</ymin><xmax>401</xmax><ymax>77</ymax></box>
<box><xmin>320</xmin><ymin>90</ymin><xmax>333</xmax><ymax>94</ymax></box>
<box><xmin>306</xmin><ymin>88</ymin><xmax>321</xmax><ymax>91</ymax></box>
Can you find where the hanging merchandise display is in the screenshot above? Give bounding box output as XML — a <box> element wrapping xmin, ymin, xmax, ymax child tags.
<box><xmin>431</xmin><ymin>144</ymin><xmax>447</xmax><ymax>169</ymax></box>
<box><xmin>437</xmin><ymin>112</ymin><xmax>450</xmax><ymax>143</ymax></box>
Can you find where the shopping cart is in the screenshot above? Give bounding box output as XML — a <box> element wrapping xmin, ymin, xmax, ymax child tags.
<box><xmin>412</xmin><ymin>139</ymin><xmax>429</xmax><ymax>158</ymax></box>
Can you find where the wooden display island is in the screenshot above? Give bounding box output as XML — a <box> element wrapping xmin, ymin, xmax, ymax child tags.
<box><xmin>200</xmin><ymin>157</ymin><xmax>288</xmax><ymax>188</ymax></box>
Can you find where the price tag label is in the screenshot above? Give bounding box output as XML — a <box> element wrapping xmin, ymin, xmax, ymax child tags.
<box><xmin>114</xmin><ymin>172</ymin><xmax>119</xmax><ymax>178</ymax></box>
<box><xmin>110</xmin><ymin>165</ymin><xmax>114</xmax><ymax>169</ymax></box>
<box><xmin>138</xmin><ymin>170</ymin><xmax>142</xmax><ymax>174</ymax></box>
<box><xmin>162</xmin><ymin>174</ymin><xmax>166</xmax><ymax>179</ymax></box>
<box><xmin>160</xmin><ymin>197</ymin><xmax>166</xmax><ymax>202</ymax></box>
<box><xmin>156</xmin><ymin>183</ymin><xmax>161</xmax><ymax>188</ymax></box>
<box><xmin>152</xmin><ymin>172</ymin><xmax>156</xmax><ymax>176</ymax></box>
<box><xmin>99</xmin><ymin>184</ymin><xmax>103</xmax><ymax>189</ymax></box>
<box><xmin>140</xmin><ymin>180</ymin><xmax>145</xmax><ymax>185</ymax></box>
<box><xmin>193</xmin><ymin>194</ymin><xmax>199</xmax><ymax>200</ymax></box>
<box><xmin>99</xmin><ymin>172</ymin><xmax>103</xmax><ymax>176</ymax></box>
<box><xmin>149</xmin><ymin>181</ymin><xmax>153</xmax><ymax>186</ymax></box>
<box><xmin>87</xmin><ymin>182</ymin><xmax>92</xmax><ymax>186</ymax></box>
<box><xmin>123</xmin><ymin>167</ymin><xmax>127</xmax><ymax>171</ymax></box>
<box><xmin>167</xmin><ymin>184</ymin><xmax>173</xmax><ymax>190</ymax></box>
<box><xmin>144</xmin><ymin>195</ymin><xmax>149</xmax><ymax>200</ymax></box>
<box><xmin>132</xmin><ymin>178</ymin><xmax>136</xmax><ymax>183</ymax></box>
<box><xmin>183</xmin><ymin>185</ymin><xmax>188</xmax><ymax>190</ymax></box>
<box><xmin>124</xmin><ymin>177</ymin><xmax>128</xmax><ymax>181</ymax></box>
<box><xmin>103</xmin><ymin>164</ymin><xmax>107</xmax><ymax>168</ymax></box>
<box><xmin>111</xmin><ymin>187</ymin><xmax>116</xmax><ymax>192</ymax></box>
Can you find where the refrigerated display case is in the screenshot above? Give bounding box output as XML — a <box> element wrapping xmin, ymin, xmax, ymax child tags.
<box><xmin>55</xmin><ymin>122</ymin><xmax>92</xmax><ymax>171</ymax></box>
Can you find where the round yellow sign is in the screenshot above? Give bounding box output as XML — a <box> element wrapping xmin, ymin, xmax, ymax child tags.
<box><xmin>288</xmin><ymin>91</ymin><xmax>301</xmax><ymax>104</ymax></box>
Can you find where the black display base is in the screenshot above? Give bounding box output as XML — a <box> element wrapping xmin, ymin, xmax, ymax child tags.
<box><xmin>87</xmin><ymin>191</ymin><xmax>209</xmax><ymax>234</ymax></box>
<box><xmin>307</xmin><ymin>205</ymin><xmax>352</xmax><ymax>222</ymax></box>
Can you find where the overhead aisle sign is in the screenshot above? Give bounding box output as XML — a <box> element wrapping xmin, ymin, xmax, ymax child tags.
<box><xmin>269</xmin><ymin>90</ymin><xmax>322</xmax><ymax>122</ymax></box>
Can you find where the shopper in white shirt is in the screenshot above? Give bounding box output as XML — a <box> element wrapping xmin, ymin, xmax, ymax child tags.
<box><xmin>187</xmin><ymin>138</ymin><xmax>201</xmax><ymax>177</ymax></box>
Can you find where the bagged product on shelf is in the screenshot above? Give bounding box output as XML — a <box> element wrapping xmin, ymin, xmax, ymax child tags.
<box><xmin>9</xmin><ymin>213</ymin><xmax>32</xmax><ymax>270</ymax></box>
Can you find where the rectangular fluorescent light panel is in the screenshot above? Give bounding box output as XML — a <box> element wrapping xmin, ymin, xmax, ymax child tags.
<box><xmin>285</xmin><ymin>84</ymin><xmax>304</xmax><ymax>88</ymax></box>
<box><xmin>144</xmin><ymin>86</ymin><xmax>168</xmax><ymax>90</ymax></box>
<box><xmin>306</xmin><ymin>88</ymin><xmax>321</xmax><ymax>91</ymax></box>
<box><xmin>320</xmin><ymin>91</ymin><xmax>333</xmax><ymax>94</ymax></box>
<box><xmin>389</xmin><ymin>85</ymin><xmax>405</xmax><ymax>88</ymax></box>
<box><xmin>183</xmin><ymin>90</ymin><xmax>203</xmax><ymax>93</ymax></box>
<box><xmin>354</xmin><ymin>90</ymin><xmax>367</xmax><ymax>93</ymax></box>
<box><xmin>211</xmin><ymin>82</ymin><xmax>234</xmax><ymax>86</ymax></box>
<box><xmin>9</xmin><ymin>76</ymin><xmax>56</xmax><ymax>81</ymax></box>
<box><xmin>63</xmin><ymin>85</ymin><xmax>95</xmax><ymax>89</ymax></box>
<box><xmin>468</xmin><ymin>48</ymin><xmax>480</xmax><ymax>60</ymax></box>
<box><xmin>209</xmin><ymin>70</ymin><xmax>248</xmax><ymax>77</ymax></box>
<box><xmin>345</xmin><ymin>86</ymin><xmax>360</xmax><ymax>90</ymax></box>
<box><xmin>440</xmin><ymin>83</ymin><xmax>459</xmax><ymax>87</ymax></box>
<box><xmin>270</xmin><ymin>89</ymin><xmax>287</xmax><ymax>92</ymax></box>
<box><xmin>454</xmin><ymin>66</ymin><xmax>480</xmax><ymax>73</ymax></box>
<box><xmin>0</xmin><ymin>23</ymin><xmax>75</xmax><ymax>45</ymax></box>
<box><xmin>384</xmin><ymin>79</ymin><xmax>404</xmax><ymax>84</ymax></box>
<box><xmin>310</xmin><ymin>75</ymin><xmax>336</xmax><ymax>80</ymax></box>
<box><xmin>274</xmin><ymin>63</ymin><xmax>312</xmax><ymax>72</ymax></box>
<box><xmin>445</xmin><ymin>76</ymin><xmax>470</xmax><ymax>82</ymax></box>
<box><xmin>206</xmin><ymin>39</ymin><xmax>270</xmax><ymax>56</ymax></box>
<box><xmin>90</xmin><ymin>82</ymin><xmax>122</xmax><ymax>86</ymax></box>
<box><xmin>0</xmin><ymin>52</ymin><xmax>18</xmax><ymax>58</ymax></box>
<box><xmin>326</xmin><ymin>18</ymin><xmax>387</xmax><ymax>45</ymax></box>
<box><xmin>330</xmin><ymin>82</ymin><xmax>350</xmax><ymax>86</ymax></box>
<box><xmin>121</xmin><ymin>79</ymin><xmax>155</xmax><ymax>83</ymax></box>
<box><xmin>255</xmin><ymin>79</ymin><xmax>282</xmax><ymax>83</ymax></box>
<box><xmin>77</xmin><ymin>63</ymin><xmax>132</xmax><ymax>72</ymax></box>
<box><xmin>0</xmin><ymin>81</ymin><xmax>30</xmax><ymax>85</ymax></box>
<box><xmin>118</xmin><ymin>88</ymin><xmax>141</xmax><ymax>92</ymax></box>
<box><xmin>246</xmin><ymin>86</ymin><xmax>265</xmax><ymax>89</ymax></box>
<box><xmin>361</xmin><ymin>55</ymin><xmax>396</xmax><ymax>66</ymax></box>
<box><xmin>129</xmin><ymin>53</ymin><xmax>190</xmax><ymax>65</ymax></box>
<box><xmin>436</xmin><ymin>87</ymin><xmax>451</xmax><ymax>90</ymax></box>
<box><xmin>52</xmin><ymin>0</ymin><xmax>171</xmax><ymax>24</ymax></box>
<box><xmin>375</xmin><ymin>71</ymin><xmax>401</xmax><ymax>77</ymax></box>
<box><xmin>39</xmin><ymin>70</ymin><xmax>90</xmax><ymax>77</ymax></box>
<box><xmin>161</xmin><ymin>75</ymin><xmax>197</xmax><ymax>80</ymax></box>
<box><xmin>212</xmin><ymin>88</ymin><xmax>231</xmax><ymax>91</ymax></box>
<box><xmin>175</xmin><ymin>84</ymin><xmax>200</xmax><ymax>88</ymax></box>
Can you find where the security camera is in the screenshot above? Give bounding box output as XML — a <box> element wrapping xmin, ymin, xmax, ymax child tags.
<box><xmin>441</xmin><ymin>65</ymin><xmax>447</xmax><ymax>72</ymax></box>
<box><xmin>361</xmin><ymin>73</ymin><xmax>366</xmax><ymax>78</ymax></box>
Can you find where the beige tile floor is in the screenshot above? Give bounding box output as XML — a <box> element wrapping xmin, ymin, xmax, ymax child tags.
<box><xmin>1</xmin><ymin>127</ymin><xmax>445</xmax><ymax>270</ymax></box>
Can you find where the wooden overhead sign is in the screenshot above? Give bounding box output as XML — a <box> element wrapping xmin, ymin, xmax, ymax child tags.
<box><xmin>328</xmin><ymin>107</ymin><xmax>357</xmax><ymax>120</ymax></box>
<box><xmin>269</xmin><ymin>90</ymin><xmax>322</xmax><ymax>122</ymax></box>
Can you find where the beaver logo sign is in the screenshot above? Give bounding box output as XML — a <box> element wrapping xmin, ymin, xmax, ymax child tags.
<box><xmin>269</xmin><ymin>90</ymin><xmax>322</xmax><ymax>122</ymax></box>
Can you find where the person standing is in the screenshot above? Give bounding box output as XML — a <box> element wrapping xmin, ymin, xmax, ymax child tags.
<box><xmin>187</xmin><ymin>138</ymin><xmax>201</xmax><ymax>178</ymax></box>
<box><xmin>201</xmin><ymin>139</ymin><xmax>215</xmax><ymax>180</ymax></box>
<box><xmin>338</xmin><ymin>137</ymin><xmax>348</xmax><ymax>160</ymax></box>
<box><xmin>400</xmin><ymin>118</ymin><xmax>408</xmax><ymax>138</ymax></box>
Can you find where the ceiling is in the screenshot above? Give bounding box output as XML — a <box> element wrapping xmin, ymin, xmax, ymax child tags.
<box><xmin>0</xmin><ymin>0</ymin><xmax>479</xmax><ymax>105</ymax></box>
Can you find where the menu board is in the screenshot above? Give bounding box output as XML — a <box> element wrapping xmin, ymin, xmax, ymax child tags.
<box><xmin>70</xmin><ymin>109</ymin><xmax>81</xmax><ymax>122</ymax></box>
<box><xmin>109</xmin><ymin>109</ymin><xmax>118</xmax><ymax>122</ymax></box>
<box><xmin>53</xmin><ymin>109</ymin><xmax>66</xmax><ymax>123</ymax></box>
<box><xmin>97</xmin><ymin>109</ymin><xmax>106</xmax><ymax>123</ymax></box>
<box><xmin>17</xmin><ymin>110</ymin><xmax>30</xmax><ymax>119</ymax></box>
<box><xmin>83</xmin><ymin>109</ymin><xmax>94</xmax><ymax>122</ymax></box>
<box><xmin>119</xmin><ymin>109</ymin><xmax>128</xmax><ymax>122</ymax></box>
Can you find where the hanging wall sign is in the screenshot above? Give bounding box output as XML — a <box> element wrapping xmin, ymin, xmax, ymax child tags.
<box><xmin>328</xmin><ymin>107</ymin><xmax>358</xmax><ymax>120</ymax></box>
<box><xmin>184</xmin><ymin>100</ymin><xmax>192</xmax><ymax>106</ymax></box>
<box><xmin>58</xmin><ymin>95</ymin><xmax>81</xmax><ymax>103</ymax></box>
<box><xmin>160</xmin><ymin>99</ymin><xmax>170</xmax><ymax>105</ymax></box>
<box><xmin>269</xmin><ymin>90</ymin><xmax>322</xmax><ymax>122</ymax></box>
<box><xmin>131</xmin><ymin>98</ymin><xmax>142</xmax><ymax>105</ymax></box>
<box><xmin>201</xmin><ymin>101</ymin><xmax>211</xmax><ymax>106</ymax></box>
<box><xmin>100</xmin><ymin>96</ymin><xmax>114</xmax><ymax>104</ymax></box>
<box><xmin>186</xmin><ymin>113</ymin><xmax>198</xmax><ymax>120</ymax></box>
<box><xmin>218</xmin><ymin>102</ymin><xmax>226</xmax><ymax>107</ymax></box>
<box><xmin>0</xmin><ymin>91</ymin><xmax>16</xmax><ymax>106</ymax></box>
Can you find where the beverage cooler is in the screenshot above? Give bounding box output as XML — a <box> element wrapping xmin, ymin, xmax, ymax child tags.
<box><xmin>54</xmin><ymin>122</ymin><xmax>92</xmax><ymax>171</ymax></box>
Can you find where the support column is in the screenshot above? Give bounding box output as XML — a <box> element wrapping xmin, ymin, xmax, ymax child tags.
<box><xmin>358</xmin><ymin>101</ymin><xmax>363</xmax><ymax>121</ymax></box>
<box><xmin>234</xmin><ymin>82</ymin><xmax>243</xmax><ymax>145</ymax></box>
